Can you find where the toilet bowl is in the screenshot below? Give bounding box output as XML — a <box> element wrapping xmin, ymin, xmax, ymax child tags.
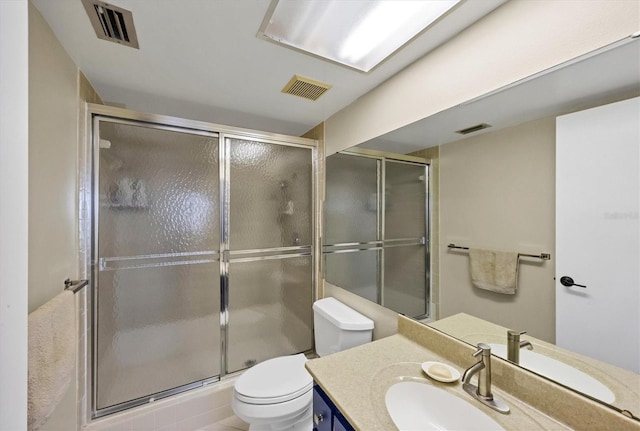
<box><xmin>232</xmin><ymin>298</ymin><xmax>374</xmax><ymax>431</ymax></box>
<box><xmin>232</xmin><ymin>354</ymin><xmax>312</xmax><ymax>431</ymax></box>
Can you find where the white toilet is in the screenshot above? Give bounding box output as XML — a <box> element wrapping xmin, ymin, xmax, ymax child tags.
<box><xmin>232</xmin><ymin>297</ymin><xmax>374</xmax><ymax>431</ymax></box>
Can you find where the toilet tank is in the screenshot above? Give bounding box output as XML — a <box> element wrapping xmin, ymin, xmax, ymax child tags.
<box><xmin>313</xmin><ymin>297</ymin><xmax>374</xmax><ymax>357</ymax></box>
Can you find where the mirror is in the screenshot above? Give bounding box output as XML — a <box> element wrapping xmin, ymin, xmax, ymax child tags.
<box><xmin>323</xmin><ymin>36</ymin><xmax>640</xmax><ymax>416</ymax></box>
<box><xmin>323</xmin><ymin>149</ymin><xmax>430</xmax><ymax>318</ymax></box>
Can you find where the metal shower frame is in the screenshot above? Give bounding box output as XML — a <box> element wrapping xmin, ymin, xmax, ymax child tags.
<box><xmin>323</xmin><ymin>146</ymin><xmax>431</xmax><ymax>319</ymax></box>
<box><xmin>79</xmin><ymin>104</ymin><xmax>321</xmax><ymax>419</ymax></box>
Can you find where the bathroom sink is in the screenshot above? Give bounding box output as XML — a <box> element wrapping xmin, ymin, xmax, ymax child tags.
<box><xmin>385</xmin><ymin>381</ymin><xmax>505</xmax><ymax>431</ymax></box>
<box><xmin>489</xmin><ymin>344</ymin><xmax>615</xmax><ymax>403</ymax></box>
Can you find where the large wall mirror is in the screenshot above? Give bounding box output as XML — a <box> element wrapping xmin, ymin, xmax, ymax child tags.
<box><xmin>323</xmin><ymin>36</ymin><xmax>639</xmax><ymax>418</ymax></box>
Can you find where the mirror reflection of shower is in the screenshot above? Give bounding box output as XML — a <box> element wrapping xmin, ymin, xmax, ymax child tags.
<box><xmin>323</xmin><ymin>150</ymin><xmax>430</xmax><ymax>318</ymax></box>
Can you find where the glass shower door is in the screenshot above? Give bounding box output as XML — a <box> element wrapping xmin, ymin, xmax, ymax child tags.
<box><xmin>94</xmin><ymin>120</ymin><xmax>221</xmax><ymax>412</ymax></box>
<box><xmin>384</xmin><ymin>160</ymin><xmax>428</xmax><ymax>317</ymax></box>
<box><xmin>324</xmin><ymin>154</ymin><xmax>381</xmax><ymax>302</ymax></box>
<box><xmin>323</xmin><ymin>151</ymin><xmax>429</xmax><ymax>318</ymax></box>
<box><xmin>225</xmin><ymin>137</ymin><xmax>314</xmax><ymax>373</ymax></box>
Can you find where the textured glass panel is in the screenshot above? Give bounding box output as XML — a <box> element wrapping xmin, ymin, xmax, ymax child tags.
<box><xmin>325</xmin><ymin>250</ymin><xmax>379</xmax><ymax>302</ymax></box>
<box><xmin>227</xmin><ymin>257</ymin><xmax>312</xmax><ymax>373</ymax></box>
<box><xmin>95</xmin><ymin>121</ymin><xmax>220</xmax><ymax>410</ymax></box>
<box><xmin>384</xmin><ymin>245</ymin><xmax>426</xmax><ymax>317</ymax></box>
<box><xmin>325</xmin><ymin>154</ymin><xmax>378</xmax><ymax>244</ymax></box>
<box><xmin>385</xmin><ymin>161</ymin><xmax>426</xmax><ymax>239</ymax></box>
<box><xmin>229</xmin><ymin>139</ymin><xmax>312</xmax><ymax>250</ymax></box>
<box><xmin>96</xmin><ymin>263</ymin><xmax>220</xmax><ymax>409</ymax></box>
<box><xmin>98</xmin><ymin>122</ymin><xmax>219</xmax><ymax>257</ymax></box>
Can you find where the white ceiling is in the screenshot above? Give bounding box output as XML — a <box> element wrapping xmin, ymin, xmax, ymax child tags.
<box><xmin>361</xmin><ymin>37</ymin><xmax>640</xmax><ymax>153</ymax></box>
<box><xmin>31</xmin><ymin>0</ymin><xmax>506</xmax><ymax>136</ymax></box>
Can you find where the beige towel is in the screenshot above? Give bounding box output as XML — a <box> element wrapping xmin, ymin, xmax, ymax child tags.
<box><xmin>469</xmin><ymin>248</ymin><xmax>519</xmax><ymax>294</ymax></box>
<box><xmin>28</xmin><ymin>291</ymin><xmax>76</xmax><ymax>431</ymax></box>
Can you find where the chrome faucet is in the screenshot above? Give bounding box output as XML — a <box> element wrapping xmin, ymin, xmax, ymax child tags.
<box><xmin>462</xmin><ymin>343</ymin><xmax>510</xmax><ymax>413</ymax></box>
<box><xmin>507</xmin><ymin>330</ymin><xmax>533</xmax><ymax>364</ymax></box>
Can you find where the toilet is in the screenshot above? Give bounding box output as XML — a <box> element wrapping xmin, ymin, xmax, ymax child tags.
<box><xmin>232</xmin><ymin>297</ymin><xmax>374</xmax><ymax>431</ymax></box>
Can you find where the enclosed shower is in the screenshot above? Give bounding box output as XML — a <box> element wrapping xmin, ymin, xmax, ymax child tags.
<box><xmin>87</xmin><ymin>106</ymin><xmax>317</xmax><ymax>417</ymax></box>
<box><xmin>323</xmin><ymin>149</ymin><xmax>430</xmax><ymax>318</ymax></box>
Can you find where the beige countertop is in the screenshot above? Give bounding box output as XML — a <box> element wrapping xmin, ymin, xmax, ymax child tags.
<box><xmin>305</xmin><ymin>315</ymin><xmax>640</xmax><ymax>431</ymax></box>
<box><xmin>429</xmin><ymin>313</ymin><xmax>640</xmax><ymax>416</ymax></box>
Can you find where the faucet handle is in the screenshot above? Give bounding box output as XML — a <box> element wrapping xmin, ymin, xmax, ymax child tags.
<box><xmin>508</xmin><ymin>330</ymin><xmax>526</xmax><ymax>337</ymax></box>
<box><xmin>472</xmin><ymin>342</ymin><xmax>492</xmax><ymax>357</ymax></box>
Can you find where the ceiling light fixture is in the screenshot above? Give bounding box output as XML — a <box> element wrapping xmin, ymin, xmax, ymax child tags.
<box><xmin>258</xmin><ymin>0</ymin><xmax>460</xmax><ymax>72</ymax></box>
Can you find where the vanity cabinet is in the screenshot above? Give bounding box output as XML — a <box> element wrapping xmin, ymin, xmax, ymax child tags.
<box><xmin>313</xmin><ymin>384</ymin><xmax>355</xmax><ymax>431</ymax></box>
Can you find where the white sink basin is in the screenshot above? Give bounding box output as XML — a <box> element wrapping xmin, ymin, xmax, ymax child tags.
<box><xmin>489</xmin><ymin>344</ymin><xmax>615</xmax><ymax>403</ymax></box>
<box><xmin>385</xmin><ymin>381</ymin><xmax>505</xmax><ymax>431</ymax></box>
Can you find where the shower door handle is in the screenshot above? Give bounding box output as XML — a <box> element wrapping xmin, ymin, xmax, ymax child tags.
<box><xmin>560</xmin><ymin>276</ymin><xmax>586</xmax><ymax>288</ymax></box>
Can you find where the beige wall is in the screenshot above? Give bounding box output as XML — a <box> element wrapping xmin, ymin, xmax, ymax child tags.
<box><xmin>438</xmin><ymin>117</ymin><xmax>556</xmax><ymax>343</ymax></box>
<box><xmin>29</xmin><ymin>3</ymin><xmax>102</xmax><ymax>430</ymax></box>
<box><xmin>324</xmin><ymin>0</ymin><xmax>640</xmax><ymax>154</ymax></box>
<box><xmin>302</xmin><ymin>122</ymin><xmax>325</xmax><ymax>302</ymax></box>
<box><xmin>29</xmin><ymin>1</ymin><xmax>78</xmax><ymax>427</ymax></box>
<box><xmin>28</xmin><ymin>0</ymin><xmax>79</xmax><ymax>313</ymax></box>
<box><xmin>409</xmin><ymin>146</ymin><xmax>440</xmax><ymax>320</ymax></box>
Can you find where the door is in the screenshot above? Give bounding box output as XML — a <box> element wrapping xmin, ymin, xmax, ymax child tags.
<box><xmin>94</xmin><ymin>119</ymin><xmax>221</xmax><ymax>411</ymax></box>
<box><xmin>556</xmin><ymin>97</ymin><xmax>639</xmax><ymax>373</ymax></box>
<box><xmin>324</xmin><ymin>153</ymin><xmax>381</xmax><ymax>303</ymax></box>
<box><xmin>384</xmin><ymin>160</ymin><xmax>429</xmax><ymax>317</ymax></box>
<box><xmin>225</xmin><ymin>137</ymin><xmax>314</xmax><ymax>373</ymax></box>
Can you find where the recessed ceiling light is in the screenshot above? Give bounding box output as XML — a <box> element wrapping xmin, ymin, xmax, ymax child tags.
<box><xmin>258</xmin><ymin>0</ymin><xmax>460</xmax><ymax>72</ymax></box>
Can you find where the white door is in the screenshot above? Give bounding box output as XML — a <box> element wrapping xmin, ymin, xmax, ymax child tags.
<box><xmin>556</xmin><ymin>97</ymin><xmax>639</xmax><ymax>373</ymax></box>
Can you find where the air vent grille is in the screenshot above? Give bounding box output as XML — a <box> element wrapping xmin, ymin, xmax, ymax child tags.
<box><xmin>82</xmin><ymin>0</ymin><xmax>139</xmax><ymax>49</ymax></box>
<box><xmin>282</xmin><ymin>75</ymin><xmax>332</xmax><ymax>101</ymax></box>
<box><xmin>455</xmin><ymin>123</ymin><xmax>492</xmax><ymax>135</ymax></box>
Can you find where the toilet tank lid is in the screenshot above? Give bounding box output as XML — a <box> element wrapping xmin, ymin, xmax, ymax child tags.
<box><xmin>313</xmin><ymin>297</ymin><xmax>374</xmax><ymax>330</ymax></box>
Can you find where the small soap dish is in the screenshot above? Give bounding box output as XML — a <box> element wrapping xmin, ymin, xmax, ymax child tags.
<box><xmin>421</xmin><ymin>361</ymin><xmax>460</xmax><ymax>383</ymax></box>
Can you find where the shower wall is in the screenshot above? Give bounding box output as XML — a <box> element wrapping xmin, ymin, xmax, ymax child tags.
<box><xmin>92</xmin><ymin>112</ymin><xmax>315</xmax><ymax>416</ymax></box>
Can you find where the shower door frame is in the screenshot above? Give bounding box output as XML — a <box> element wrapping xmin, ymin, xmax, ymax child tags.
<box><xmin>81</xmin><ymin>104</ymin><xmax>320</xmax><ymax>419</ymax></box>
<box><xmin>323</xmin><ymin>147</ymin><xmax>431</xmax><ymax>319</ymax></box>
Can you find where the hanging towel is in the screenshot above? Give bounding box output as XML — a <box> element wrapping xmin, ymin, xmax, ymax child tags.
<box><xmin>28</xmin><ymin>290</ymin><xmax>76</xmax><ymax>431</ymax></box>
<box><xmin>469</xmin><ymin>248</ymin><xmax>519</xmax><ymax>294</ymax></box>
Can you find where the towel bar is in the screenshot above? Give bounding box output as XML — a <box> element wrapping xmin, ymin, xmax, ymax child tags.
<box><xmin>447</xmin><ymin>243</ymin><xmax>551</xmax><ymax>260</ymax></box>
<box><xmin>64</xmin><ymin>278</ymin><xmax>89</xmax><ymax>294</ymax></box>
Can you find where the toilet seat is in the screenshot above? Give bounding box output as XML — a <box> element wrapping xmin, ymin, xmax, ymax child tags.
<box><xmin>234</xmin><ymin>354</ymin><xmax>313</xmax><ymax>405</ymax></box>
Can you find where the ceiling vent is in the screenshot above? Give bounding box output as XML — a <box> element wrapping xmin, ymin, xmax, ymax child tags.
<box><xmin>281</xmin><ymin>75</ymin><xmax>332</xmax><ymax>101</ymax></box>
<box><xmin>82</xmin><ymin>0</ymin><xmax>139</xmax><ymax>49</ymax></box>
<box><xmin>455</xmin><ymin>123</ymin><xmax>492</xmax><ymax>135</ymax></box>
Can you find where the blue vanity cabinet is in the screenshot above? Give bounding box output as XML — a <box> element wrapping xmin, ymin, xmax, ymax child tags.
<box><xmin>313</xmin><ymin>384</ymin><xmax>355</xmax><ymax>431</ymax></box>
<box><xmin>312</xmin><ymin>384</ymin><xmax>332</xmax><ymax>431</ymax></box>
<box><xmin>333</xmin><ymin>412</ymin><xmax>354</xmax><ymax>431</ymax></box>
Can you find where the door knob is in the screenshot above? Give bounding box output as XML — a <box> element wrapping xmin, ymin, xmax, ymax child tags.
<box><xmin>560</xmin><ymin>276</ymin><xmax>586</xmax><ymax>288</ymax></box>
